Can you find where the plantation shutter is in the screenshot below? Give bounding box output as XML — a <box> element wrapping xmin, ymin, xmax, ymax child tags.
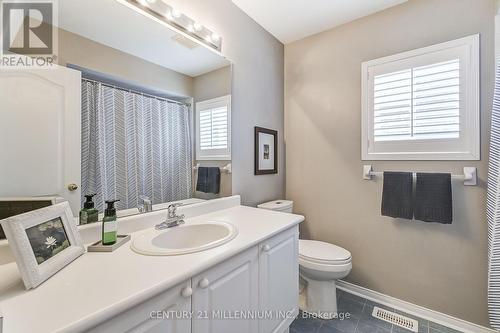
<box><xmin>196</xmin><ymin>95</ymin><xmax>231</xmax><ymax>160</ymax></box>
<box><xmin>199</xmin><ymin>106</ymin><xmax>228</xmax><ymax>150</ymax></box>
<box><xmin>373</xmin><ymin>59</ymin><xmax>460</xmax><ymax>142</ymax></box>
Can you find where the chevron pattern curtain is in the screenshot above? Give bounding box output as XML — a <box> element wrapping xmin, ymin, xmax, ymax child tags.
<box><xmin>488</xmin><ymin>62</ymin><xmax>500</xmax><ymax>331</ymax></box>
<box><xmin>81</xmin><ymin>80</ymin><xmax>192</xmax><ymax>212</ymax></box>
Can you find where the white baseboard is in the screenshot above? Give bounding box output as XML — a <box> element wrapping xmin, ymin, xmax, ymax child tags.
<box><xmin>336</xmin><ymin>280</ymin><xmax>495</xmax><ymax>333</ymax></box>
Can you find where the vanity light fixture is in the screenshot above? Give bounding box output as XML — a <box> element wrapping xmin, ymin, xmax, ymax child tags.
<box><xmin>171</xmin><ymin>8</ymin><xmax>182</xmax><ymax>18</ymax></box>
<box><xmin>193</xmin><ymin>22</ymin><xmax>203</xmax><ymax>32</ymax></box>
<box><xmin>115</xmin><ymin>0</ymin><xmax>222</xmax><ymax>52</ymax></box>
<box><xmin>164</xmin><ymin>10</ymin><xmax>173</xmax><ymax>20</ymax></box>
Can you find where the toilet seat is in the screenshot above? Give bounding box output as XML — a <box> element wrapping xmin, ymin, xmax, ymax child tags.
<box><xmin>299</xmin><ymin>240</ymin><xmax>351</xmax><ymax>265</ymax></box>
<box><xmin>299</xmin><ymin>255</ymin><xmax>352</xmax><ymax>266</ymax></box>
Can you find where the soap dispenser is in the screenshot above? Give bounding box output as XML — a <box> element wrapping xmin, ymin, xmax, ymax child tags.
<box><xmin>102</xmin><ymin>199</ymin><xmax>120</xmax><ymax>245</ymax></box>
<box><xmin>80</xmin><ymin>194</ymin><xmax>99</xmax><ymax>225</ymax></box>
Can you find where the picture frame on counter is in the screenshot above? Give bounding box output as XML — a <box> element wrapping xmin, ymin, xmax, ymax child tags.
<box><xmin>254</xmin><ymin>126</ymin><xmax>278</xmax><ymax>175</ymax></box>
<box><xmin>0</xmin><ymin>202</ymin><xmax>85</xmax><ymax>289</ymax></box>
<box><xmin>0</xmin><ymin>196</ymin><xmax>66</xmax><ymax>240</ymax></box>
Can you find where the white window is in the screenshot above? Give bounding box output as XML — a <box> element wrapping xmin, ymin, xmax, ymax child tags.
<box><xmin>361</xmin><ymin>35</ymin><xmax>480</xmax><ymax>160</ymax></box>
<box><xmin>196</xmin><ymin>95</ymin><xmax>231</xmax><ymax>160</ymax></box>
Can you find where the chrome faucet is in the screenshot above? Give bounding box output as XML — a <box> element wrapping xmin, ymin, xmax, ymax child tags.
<box><xmin>138</xmin><ymin>195</ymin><xmax>153</xmax><ymax>213</ymax></box>
<box><xmin>155</xmin><ymin>203</ymin><xmax>185</xmax><ymax>230</ymax></box>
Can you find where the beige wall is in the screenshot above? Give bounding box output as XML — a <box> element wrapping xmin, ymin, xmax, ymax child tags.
<box><xmin>193</xmin><ymin>65</ymin><xmax>232</xmax><ymax>102</ymax></box>
<box><xmin>193</xmin><ymin>66</ymin><xmax>233</xmax><ymax>199</ymax></box>
<box><xmin>58</xmin><ymin>28</ymin><xmax>193</xmax><ymax>98</ymax></box>
<box><xmin>285</xmin><ymin>0</ymin><xmax>494</xmax><ymax>326</ymax></box>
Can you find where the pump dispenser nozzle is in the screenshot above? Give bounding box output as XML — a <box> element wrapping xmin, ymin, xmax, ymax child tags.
<box><xmin>104</xmin><ymin>199</ymin><xmax>120</xmax><ymax>217</ymax></box>
<box><xmin>83</xmin><ymin>194</ymin><xmax>96</xmax><ymax>209</ymax></box>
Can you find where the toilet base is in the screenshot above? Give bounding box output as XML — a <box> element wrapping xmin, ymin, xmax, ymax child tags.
<box><xmin>299</xmin><ymin>275</ymin><xmax>338</xmax><ymax>319</ymax></box>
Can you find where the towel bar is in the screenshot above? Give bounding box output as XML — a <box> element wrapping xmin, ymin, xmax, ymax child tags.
<box><xmin>193</xmin><ymin>163</ymin><xmax>232</xmax><ymax>174</ymax></box>
<box><xmin>363</xmin><ymin>165</ymin><xmax>477</xmax><ymax>186</ymax></box>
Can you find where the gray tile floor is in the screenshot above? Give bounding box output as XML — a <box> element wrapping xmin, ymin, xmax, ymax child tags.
<box><xmin>290</xmin><ymin>289</ymin><xmax>464</xmax><ymax>333</ymax></box>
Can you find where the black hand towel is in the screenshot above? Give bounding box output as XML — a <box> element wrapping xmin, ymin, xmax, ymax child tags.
<box><xmin>196</xmin><ymin>166</ymin><xmax>221</xmax><ymax>194</ymax></box>
<box><xmin>381</xmin><ymin>172</ymin><xmax>413</xmax><ymax>219</ymax></box>
<box><xmin>414</xmin><ymin>173</ymin><xmax>452</xmax><ymax>224</ymax></box>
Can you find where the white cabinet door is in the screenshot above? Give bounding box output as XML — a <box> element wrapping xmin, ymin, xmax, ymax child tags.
<box><xmin>88</xmin><ymin>280</ymin><xmax>192</xmax><ymax>333</ymax></box>
<box><xmin>192</xmin><ymin>247</ymin><xmax>259</xmax><ymax>333</ymax></box>
<box><xmin>0</xmin><ymin>66</ymin><xmax>82</xmax><ymax>215</ymax></box>
<box><xmin>259</xmin><ymin>226</ymin><xmax>299</xmax><ymax>333</ymax></box>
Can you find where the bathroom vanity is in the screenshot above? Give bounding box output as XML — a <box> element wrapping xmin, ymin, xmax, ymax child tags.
<box><xmin>0</xmin><ymin>196</ymin><xmax>303</xmax><ymax>333</ymax></box>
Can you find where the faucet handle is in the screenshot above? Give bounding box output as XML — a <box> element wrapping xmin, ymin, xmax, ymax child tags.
<box><xmin>167</xmin><ymin>203</ymin><xmax>182</xmax><ymax>217</ymax></box>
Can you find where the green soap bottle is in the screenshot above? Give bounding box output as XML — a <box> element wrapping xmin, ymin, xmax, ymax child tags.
<box><xmin>102</xmin><ymin>199</ymin><xmax>120</xmax><ymax>245</ymax></box>
<box><xmin>80</xmin><ymin>194</ymin><xmax>99</xmax><ymax>225</ymax></box>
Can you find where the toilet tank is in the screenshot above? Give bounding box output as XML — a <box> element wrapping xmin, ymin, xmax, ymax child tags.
<box><xmin>257</xmin><ymin>200</ymin><xmax>293</xmax><ymax>213</ymax></box>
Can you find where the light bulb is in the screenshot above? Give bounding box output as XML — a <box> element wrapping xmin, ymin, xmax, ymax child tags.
<box><xmin>205</xmin><ymin>35</ymin><xmax>212</xmax><ymax>43</ymax></box>
<box><xmin>164</xmin><ymin>11</ymin><xmax>173</xmax><ymax>20</ymax></box>
<box><xmin>193</xmin><ymin>22</ymin><xmax>203</xmax><ymax>32</ymax></box>
<box><xmin>211</xmin><ymin>33</ymin><xmax>220</xmax><ymax>41</ymax></box>
<box><xmin>187</xmin><ymin>24</ymin><xmax>194</xmax><ymax>33</ymax></box>
<box><xmin>137</xmin><ymin>0</ymin><xmax>148</xmax><ymax>6</ymax></box>
<box><xmin>171</xmin><ymin>8</ymin><xmax>182</xmax><ymax>18</ymax></box>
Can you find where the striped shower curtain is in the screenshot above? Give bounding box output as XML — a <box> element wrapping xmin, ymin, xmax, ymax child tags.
<box><xmin>488</xmin><ymin>62</ymin><xmax>500</xmax><ymax>330</ymax></box>
<box><xmin>81</xmin><ymin>80</ymin><xmax>192</xmax><ymax>212</ymax></box>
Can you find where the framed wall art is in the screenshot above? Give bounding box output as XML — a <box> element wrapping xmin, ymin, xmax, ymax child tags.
<box><xmin>255</xmin><ymin>126</ymin><xmax>278</xmax><ymax>175</ymax></box>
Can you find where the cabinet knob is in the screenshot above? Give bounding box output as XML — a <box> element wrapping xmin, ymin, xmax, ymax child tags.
<box><xmin>262</xmin><ymin>244</ymin><xmax>271</xmax><ymax>252</ymax></box>
<box><xmin>199</xmin><ymin>278</ymin><xmax>210</xmax><ymax>289</ymax></box>
<box><xmin>67</xmin><ymin>183</ymin><xmax>79</xmax><ymax>191</ymax></box>
<box><xmin>181</xmin><ymin>287</ymin><xmax>193</xmax><ymax>298</ymax></box>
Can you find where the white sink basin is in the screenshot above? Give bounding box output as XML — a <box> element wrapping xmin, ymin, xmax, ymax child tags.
<box><xmin>131</xmin><ymin>221</ymin><xmax>238</xmax><ymax>256</ymax></box>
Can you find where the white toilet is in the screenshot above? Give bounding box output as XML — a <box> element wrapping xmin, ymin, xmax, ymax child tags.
<box><xmin>258</xmin><ymin>200</ymin><xmax>352</xmax><ymax>319</ymax></box>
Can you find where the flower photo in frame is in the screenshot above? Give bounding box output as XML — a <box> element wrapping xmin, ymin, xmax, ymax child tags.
<box><xmin>254</xmin><ymin>126</ymin><xmax>278</xmax><ymax>175</ymax></box>
<box><xmin>0</xmin><ymin>202</ymin><xmax>84</xmax><ymax>289</ymax></box>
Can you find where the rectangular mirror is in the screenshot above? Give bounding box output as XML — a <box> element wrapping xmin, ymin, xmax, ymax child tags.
<box><xmin>0</xmin><ymin>0</ymin><xmax>232</xmax><ymax>236</ymax></box>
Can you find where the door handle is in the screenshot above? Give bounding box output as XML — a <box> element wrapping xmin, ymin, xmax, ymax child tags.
<box><xmin>67</xmin><ymin>183</ymin><xmax>79</xmax><ymax>191</ymax></box>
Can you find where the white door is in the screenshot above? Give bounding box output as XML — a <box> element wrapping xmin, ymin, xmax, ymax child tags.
<box><xmin>0</xmin><ymin>66</ymin><xmax>82</xmax><ymax>215</ymax></box>
<box><xmin>259</xmin><ymin>227</ymin><xmax>299</xmax><ymax>333</ymax></box>
<box><xmin>192</xmin><ymin>247</ymin><xmax>259</xmax><ymax>333</ymax></box>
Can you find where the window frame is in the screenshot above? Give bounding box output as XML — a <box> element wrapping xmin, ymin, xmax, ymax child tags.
<box><xmin>361</xmin><ymin>34</ymin><xmax>480</xmax><ymax>161</ymax></box>
<box><xmin>195</xmin><ymin>95</ymin><xmax>231</xmax><ymax>161</ymax></box>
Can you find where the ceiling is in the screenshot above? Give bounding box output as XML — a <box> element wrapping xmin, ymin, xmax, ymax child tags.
<box><xmin>58</xmin><ymin>0</ymin><xmax>229</xmax><ymax>77</ymax></box>
<box><xmin>231</xmin><ymin>0</ymin><xmax>408</xmax><ymax>44</ymax></box>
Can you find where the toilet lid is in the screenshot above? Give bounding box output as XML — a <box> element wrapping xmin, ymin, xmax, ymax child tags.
<box><xmin>299</xmin><ymin>240</ymin><xmax>351</xmax><ymax>263</ymax></box>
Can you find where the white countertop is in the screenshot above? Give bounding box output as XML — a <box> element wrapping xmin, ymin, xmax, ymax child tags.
<box><xmin>0</xmin><ymin>196</ymin><xmax>303</xmax><ymax>333</ymax></box>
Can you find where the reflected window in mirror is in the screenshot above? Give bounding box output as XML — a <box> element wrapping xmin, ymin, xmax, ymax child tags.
<box><xmin>196</xmin><ymin>95</ymin><xmax>232</xmax><ymax>161</ymax></box>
